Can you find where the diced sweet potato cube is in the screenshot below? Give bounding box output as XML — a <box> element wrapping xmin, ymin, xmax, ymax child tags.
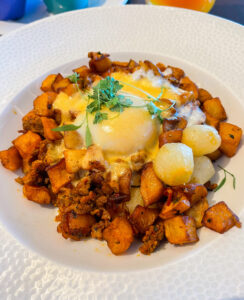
<box><xmin>41</xmin><ymin>117</ymin><xmax>62</xmax><ymax>141</ymax></box>
<box><xmin>185</xmin><ymin>197</ymin><xmax>209</xmax><ymax>228</ymax></box>
<box><xmin>0</xmin><ymin>146</ymin><xmax>22</xmax><ymax>171</ymax></box>
<box><xmin>159</xmin><ymin>196</ymin><xmax>190</xmax><ymax>220</ymax></box>
<box><xmin>164</xmin><ymin>215</ymin><xmax>199</xmax><ymax>245</ymax></box>
<box><xmin>168</xmin><ymin>66</ymin><xmax>185</xmax><ymax>81</ymax></box>
<box><xmin>88</xmin><ymin>52</ymin><xmax>112</xmax><ymax>73</ymax></box>
<box><xmin>140</xmin><ymin>162</ymin><xmax>164</xmax><ymax>206</ymax></box>
<box><xmin>203</xmin><ymin>98</ymin><xmax>227</xmax><ymax>121</ymax></box>
<box><xmin>64</xmin><ymin>149</ymin><xmax>86</xmax><ymax>173</ymax></box>
<box><xmin>143</xmin><ymin>60</ymin><xmax>162</xmax><ymax>76</ymax></box>
<box><xmin>130</xmin><ymin>205</ymin><xmax>159</xmax><ymax>234</ymax></box>
<box><xmin>81</xmin><ymin>145</ymin><xmax>105</xmax><ymax>171</ymax></box>
<box><xmin>204</xmin><ymin>112</ymin><xmax>219</xmax><ymax>129</ymax></box>
<box><xmin>47</xmin><ymin>159</ymin><xmax>73</xmax><ymax>193</ymax></box>
<box><xmin>207</xmin><ymin>149</ymin><xmax>222</xmax><ymax>161</ymax></box>
<box><xmin>23</xmin><ymin>185</ymin><xmax>51</xmax><ymax>204</ymax></box>
<box><xmin>180</xmin><ymin>76</ymin><xmax>198</xmax><ymax>99</ymax></box>
<box><xmin>66</xmin><ymin>213</ymin><xmax>95</xmax><ymax>236</ymax></box>
<box><xmin>163</xmin><ymin>117</ymin><xmax>187</xmax><ymax>132</ymax></box>
<box><xmin>73</xmin><ymin>65</ymin><xmax>90</xmax><ymax>78</ymax></box>
<box><xmin>13</xmin><ymin>131</ymin><xmax>41</xmax><ymax>159</ymax></box>
<box><xmin>103</xmin><ymin>217</ymin><xmax>134</xmax><ymax>255</ymax></box>
<box><xmin>52</xmin><ymin>73</ymin><xmax>70</xmax><ymax>93</ymax></box>
<box><xmin>219</xmin><ymin>122</ymin><xmax>242</xmax><ymax>157</ymax></box>
<box><xmin>198</xmin><ymin>88</ymin><xmax>212</xmax><ymax>103</ymax></box>
<box><xmin>202</xmin><ymin>201</ymin><xmax>241</xmax><ymax>233</ymax></box>
<box><xmin>156</xmin><ymin>62</ymin><xmax>166</xmax><ymax>72</ymax></box>
<box><xmin>64</xmin><ymin>130</ymin><xmax>83</xmax><ymax>149</ymax></box>
<box><xmin>22</xmin><ymin>110</ymin><xmax>43</xmax><ymax>134</ymax></box>
<box><xmin>22</xmin><ymin>158</ymin><xmax>32</xmax><ymax>174</ymax></box>
<box><xmin>62</xmin><ymin>83</ymin><xmax>78</xmax><ymax>96</ymax></box>
<box><xmin>183</xmin><ymin>184</ymin><xmax>208</xmax><ymax>206</ymax></box>
<box><xmin>34</xmin><ymin>92</ymin><xmax>57</xmax><ymax>117</ymax></box>
<box><xmin>159</xmin><ymin>129</ymin><xmax>182</xmax><ymax>147</ymax></box>
<box><xmin>119</xmin><ymin>168</ymin><xmax>132</xmax><ymax>196</ymax></box>
<box><xmin>41</xmin><ymin>74</ymin><xmax>57</xmax><ymax>92</ymax></box>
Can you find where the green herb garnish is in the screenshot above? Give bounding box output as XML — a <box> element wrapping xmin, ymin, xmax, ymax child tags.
<box><xmin>214</xmin><ymin>165</ymin><xmax>236</xmax><ymax>192</ymax></box>
<box><xmin>68</xmin><ymin>72</ymin><xmax>80</xmax><ymax>84</ymax></box>
<box><xmin>52</xmin><ymin>123</ymin><xmax>83</xmax><ymax>132</ymax></box>
<box><xmin>85</xmin><ymin>111</ymin><xmax>92</xmax><ymax>147</ymax></box>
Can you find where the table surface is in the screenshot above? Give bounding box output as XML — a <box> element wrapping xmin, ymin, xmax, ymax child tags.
<box><xmin>0</xmin><ymin>0</ymin><xmax>243</xmax><ymax>35</ymax></box>
<box><xmin>128</xmin><ymin>0</ymin><xmax>244</xmax><ymax>25</ymax></box>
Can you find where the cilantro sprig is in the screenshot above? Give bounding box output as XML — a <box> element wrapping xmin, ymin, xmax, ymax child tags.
<box><xmin>214</xmin><ymin>165</ymin><xmax>236</xmax><ymax>192</ymax></box>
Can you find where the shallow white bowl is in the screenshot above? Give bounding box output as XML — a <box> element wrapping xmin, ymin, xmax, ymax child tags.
<box><xmin>0</xmin><ymin>5</ymin><xmax>243</xmax><ymax>298</ymax></box>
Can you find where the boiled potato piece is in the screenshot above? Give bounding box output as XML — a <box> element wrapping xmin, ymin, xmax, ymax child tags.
<box><xmin>182</xmin><ymin>124</ymin><xmax>221</xmax><ymax>156</ymax></box>
<box><xmin>191</xmin><ymin>156</ymin><xmax>215</xmax><ymax>184</ymax></box>
<box><xmin>153</xmin><ymin>143</ymin><xmax>194</xmax><ymax>186</ymax></box>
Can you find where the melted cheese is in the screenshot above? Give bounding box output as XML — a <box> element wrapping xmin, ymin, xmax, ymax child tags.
<box><xmin>53</xmin><ymin>69</ymin><xmax>196</xmax><ymax>164</ymax></box>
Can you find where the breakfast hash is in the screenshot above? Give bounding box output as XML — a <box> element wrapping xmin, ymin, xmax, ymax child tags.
<box><xmin>0</xmin><ymin>52</ymin><xmax>242</xmax><ymax>255</ymax></box>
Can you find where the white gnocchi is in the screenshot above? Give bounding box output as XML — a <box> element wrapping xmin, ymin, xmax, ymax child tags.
<box><xmin>153</xmin><ymin>143</ymin><xmax>194</xmax><ymax>186</ymax></box>
<box><xmin>182</xmin><ymin>124</ymin><xmax>221</xmax><ymax>156</ymax></box>
<box><xmin>191</xmin><ymin>156</ymin><xmax>215</xmax><ymax>185</ymax></box>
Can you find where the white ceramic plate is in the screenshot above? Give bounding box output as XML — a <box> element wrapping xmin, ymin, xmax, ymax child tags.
<box><xmin>0</xmin><ymin>6</ymin><xmax>244</xmax><ymax>299</ymax></box>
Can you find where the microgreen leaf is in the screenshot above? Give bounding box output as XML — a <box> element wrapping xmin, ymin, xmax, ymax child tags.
<box><xmin>52</xmin><ymin>123</ymin><xmax>82</xmax><ymax>132</ymax></box>
<box><xmin>217</xmin><ymin>165</ymin><xmax>236</xmax><ymax>190</ymax></box>
<box><xmin>93</xmin><ymin>112</ymin><xmax>108</xmax><ymax>124</ymax></box>
<box><xmin>214</xmin><ymin>165</ymin><xmax>236</xmax><ymax>192</ymax></box>
<box><xmin>214</xmin><ymin>172</ymin><xmax>227</xmax><ymax>192</ymax></box>
<box><xmin>85</xmin><ymin>123</ymin><xmax>92</xmax><ymax>147</ymax></box>
<box><xmin>68</xmin><ymin>72</ymin><xmax>80</xmax><ymax>84</ymax></box>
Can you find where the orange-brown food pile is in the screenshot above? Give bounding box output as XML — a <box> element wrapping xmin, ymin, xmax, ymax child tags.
<box><xmin>0</xmin><ymin>52</ymin><xmax>242</xmax><ymax>255</ymax></box>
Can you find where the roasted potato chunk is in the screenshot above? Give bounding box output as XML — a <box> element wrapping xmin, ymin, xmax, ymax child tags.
<box><xmin>81</xmin><ymin>145</ymin><xmax>105</xmax><ymax>171</ymax></box>
<box><xmin>207</xmin><ymin>149</ymin><xmax>222</xmax><ymax>161</ymax></box>
<box><xmin>62</xmin><ymin>83</ymin><xmax>78</xmax><ymax>96</ymax></box>
<box><xmin>203</xmin><ymin>98</ymin><xmax>227</xmax><ymax>121</ymax></box>
<box><xmin>33</xmin><ymin>92</ymin><xmax>57</xmax><ymax>117</ymax></box>
<box><xmin>204</xmin><ymin>112</ymin><xmax>219</xmax><ymax>129</ymax></box>
<box><xmin>72</xmin><ymin>65</ymin><xmax>90</xmax><ymax>78</ymax></box>
<box><xmin>164</xmin><ymin>215</ymin><xmax>199</xmax><ymax>245</ymax></box>
<box><xmin>185</xmin><ymin>197</ymin><xmax>209</xmax><ymax>228</ymax></box>
<box><xmin>0</xmin><ymin>146</ymin><xmax>22</xmax><ymax>171</ymax></box>
<box><xmin>58</xmin><ymin>212</ymin><xmax>96</xmax><ymax>240</ymax></box>
<box><xmin>88</xmin><ymin>52</ymin><xmax>112</xmax><ymax>74</ymax></box>
<box><xmin>103</xmin><ymin>217</ymin><xmax>134</xmax><ymax>255</ymax></box>
<box><xmin>13</xmin><ymin>131</ymin><xmax>41</xmax><ymax>159</ymax></box>
<box><xmin>51</xmin><ymin>73</ymin><xmax>70</xmax><ymax>93</ymax></box>
<box><xmin>41</xmin><ymin>117</ymin><xmax>62</xmax><ymax>141</ymax></box>
<box><xmin>64</xmin><ymin>149</ymin><xmax>86</xmax><ymax>173</ymax></box>
<box><xmin>163</xmin><ymin>117</ymin><xmax>187</xmax><ymax>132</ymax></box>
<box><xmin>64</xmin><ymin>131</ymin><xmax>83</xmax><ymax>149</ymax></box>
<box><xmin>130</xmin><ymin>205</ymin><xmax>159</xmax><ymax>234</ymax></box>
<box><xmin>183</xmin><ymin>183</ymin><xmax>208</xmax><ymax>205</ymax></box>
<box><xmin>159</xmin><ymin>196</ymin><xmax>190</xmax><ymax>220</ymax></box>
<box><xmin>47</xmin><ymin>159</ymin><xmax>73</xmax><ymax>193</ymax></box>
<box><xmin>41</xmin><ymin>74</ymin><xmax>57</xmax><ymax>92</ymax></box>
<box><xmin>198</xmin><ymin>88</ymin><xmax>212</xmax><ymax>103</ymax></box>
<box><xmin>119</xmin><ymin>168</ymin><xmax>132</xmax><ymax>196</ymax></box>
<box><xmin>219</xmin><ymin>122</ymin><xmax>242</xmax><ymax>157</ymax></box>
<box><xmin>23</xmin><ymin>185</ymin><xmax>51</xmax><ymax>204</ymax></box>
<box><xmin>202</xmin><ymin>201</ymin><xmax>241</xmax><ymax>233</ymax></box>
<box><xmin>180</xmin><ymin>76</ymin><xmax>198</xmax><ymax>99</ymax></box>
<box><xmin>140</xmin><ymin>162</ymin><xmax>164</xmax><ymax>207</ymax></box>
<box><xmin>159</xmin><ymin>129</ymin><xmax>183</xmax><ymax>147</ymax></box>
